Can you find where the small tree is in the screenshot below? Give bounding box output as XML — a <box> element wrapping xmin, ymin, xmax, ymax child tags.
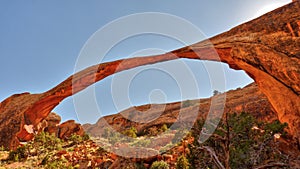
<box><xmin>213</xmin><ymin>90</ymin><xmax>220</xmax><ymax>96</ymax></box>
<box><xmin>7</xmin><ymin>146</ymin><xmax>28</xmax><ymax>162</ymax></box>
<box><xmin>176</xmin><ymin>155</ymin><xmax>189</xmax><ymax>169</ymax></box>
<box><xmin>150</xmin><ymin>161</ymin><xmax>169</xmax><ymax>169</ymax></box>
<box><xmin>183</xmin><ymin>100</ymin><xmax>193</xmax><ymax>107</ymax></box>
<box><xmin>160</xmin><ymin>124</ymin><xmax>168</xmax><ymax>132</ymax></box>
<box><xmin>123</xmin><ymin>127</ymin><xmax>137</xmax><ymax>138</ymax></box>
<box><xmin>189</xmin><ymin>112</ymin><xmax>289</xmax><ymax>169</ymax></box>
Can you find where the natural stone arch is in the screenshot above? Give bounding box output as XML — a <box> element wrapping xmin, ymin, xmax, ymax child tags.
<box><xmin>0</xmin><ymin>1</ymin><xmax>299</xmax><ymax>149</ymax></box>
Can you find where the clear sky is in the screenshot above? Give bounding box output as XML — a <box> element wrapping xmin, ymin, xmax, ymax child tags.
<box><xmin>0</xmin><ymin>0</ymin><xmax>291</xmax><ymax>124</ymax></box>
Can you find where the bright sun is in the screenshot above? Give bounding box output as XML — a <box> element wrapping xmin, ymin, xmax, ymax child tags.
<box><xmin>255</xmin><ymin>1</ymin><xmax>292</xmax><ymax>18</ymax></box>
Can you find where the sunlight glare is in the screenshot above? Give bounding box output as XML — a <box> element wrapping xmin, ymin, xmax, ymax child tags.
<box><xmin>255</xmin><ymin>1</ymin><xmax>292</xmax><ymax>18</ymax></box>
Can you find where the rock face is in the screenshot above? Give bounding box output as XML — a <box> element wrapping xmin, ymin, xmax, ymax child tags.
<box><xmin>199</xmin><ymin>2</ymin><xmax>300</xmax><ymax>139</ymax></box>
<box><xmin>0</xmin><ymin>1</ymin><xmax>299</xmax><ymax>149</ymax></box>
<box><xmin>58</xmin><ymin>120</ymin><xmax>85</xmax><ymax>139</ymax></box>
<box><xmin>83</xmin><ymin>83</ymin><xmax>278</xmax><ymax>136</ymax></box>
<box><xmin>35</xmin><ymin>112</ymin><xmax>85</xmax><ymax>139</ymax></box>
<box><xmin>43</xmin><ymin>112</ymin><xmax>61</xmax><ymax>134</ymax></box>
<box><xmin>36</xmin><ymin>113</ymin><xmax>85</xmax><ymax>139</ymax></box>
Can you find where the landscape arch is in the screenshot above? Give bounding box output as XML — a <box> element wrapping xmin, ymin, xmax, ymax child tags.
<box><xmin>0</xmin><ymin>1</ymin><xmax>299</xmax><ymax>149</ymax></box>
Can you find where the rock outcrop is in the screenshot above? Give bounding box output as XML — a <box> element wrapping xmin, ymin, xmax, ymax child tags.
<box><xmin>42</xmin><ymin>112</ymin><xmax>61</xmax><ymax>134</ymax></box>
<box><xmin>57</xmin><ymin>120</ymin><xmax>85</xmax><ymax>139</ymax></box>
<box><xmin>36</xmin><ymin>112</ymin><xmax>84</xmax><ymax>139</ymax></box>
<box><xmin>0</xmin><ymin>1</ymin><xmax>299</xmax><ymax>149</ymax></box>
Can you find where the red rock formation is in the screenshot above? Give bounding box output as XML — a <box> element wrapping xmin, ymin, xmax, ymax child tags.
<box><xmin>84</xmin><ymin>83</ymin><xmax>278</xmax><ymax>136</ymax></box>
<box><xmin>43</xmin><ymin>112</ymin><xmax>61</xmax><ymax>135</ymax></box>
<box><xmin>0</xmin><ymin>1</ymin><xmax>299</xmax><ymax>149</ymax></box>
<box><xmin>57</xmin><ymin>120</ymin><xmax>85</xmax><ymax>139</ymax></box>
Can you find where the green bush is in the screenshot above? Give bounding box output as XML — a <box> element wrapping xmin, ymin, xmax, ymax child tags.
<box><xmin>68</xmin><ymin>133</ymin><xmax>90</xmax><ymax>142</ymax></box>
<box><xmin>69</xmin><ymin>134</ymin><xmax>83</xmax><ymax>144</ymax></box>
<box><xmin>176</xmin><ymin>155</ymin><xmax>189</xmax><ymax>169</ymax></box>
<box><xmin>45</xmin><ymin>159</ymin><xmax>72</xmax><ymax>169</ymax></box>
<box><xmin>102</xmin><ymin>127</ymin><xmax>111</xmax><ymax>138</ymax></box>
<box><xmin>0</xmin><ymin>146</ymin><xmax>6</xmax><ymax>151</ymax></box>
<box><xmin>135</xmin><ymin>162</ymin><xmax>147</xmax><ymax>169</ymax></box>
<box><xmin>109</xmin><ymin>132</ymin><xmax>123</xmax><ymax>144</ymax></box>
<box><xmin>82</xmin><ymin>133</ymin><xmax>90</xmax><ymax>141</ymax></box>
<box><xmin>265</xmin><ymin>120</ymin><xmax>288</xmax><ymax>134</ymax></box>
<box><xmin>160</xmin><ymin>124</ymin><xmax>168</xmax><ymax>132</ymax></box>
<box><xmin>96</xmin><ymin>147</ymin><xmax>108</xmax><ymax>155</ymax></box>
<box><xmin>7</xmin><ymin>146</ymin><xmax>28</xmax><ymax>162</ymax></box>
<box><xmin>131</xmin><ymin>139</ymin><xmax>151</xmax><ymax>147</ymax></box>
<box><xmin>33</xmin><ymin>131</ymin><xmax>62</xmax><ymax>151</ymax></box>
<box><xmin>102</xmin><ymin>127</ymin><xmax>124</xmax><ymax>144</ymax></box>
<box><xmin>150</xmin><ymin>161</ymin><xmax>169</xmax><ymax>169</ymax></box>
<box><xmin>123</xmin><ymin>127</ymin><xmax>137</xmax><ymax>138</ymax></box>
<box><xmin>183</xmin><ymin>100</ymin><xmax>193</xmax><ymax>107</ymax></box>
<box><xmin>24</xmin><ymin>132</ymin><xmax>64</xmax><ymax>165</ymax></box>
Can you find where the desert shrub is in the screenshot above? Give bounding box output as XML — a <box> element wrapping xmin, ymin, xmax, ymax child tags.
<box><xmin>82</xmin><ymin>133</ymin><xmax>90</xmax><ymax>141</ymax></box>
<box><xmin>23</xmin><ymin>132</ymin><xmax>64</xmax><ymax>164</ymax></box>
<box><xmin>172</xmin><ymin>129</ymin><xmax>189</xmax><ymax>144</ymax></box>
<box><xmin>135</xmin><ymin>162</ymin><xmax>147</xmax><ymax>169</ymax></box>
<box><xmin>68</xmin><ymin>133</ymin><xmax>90</xmax><ymax>142</ymax></box>
<box><xmin>69</xmin><ymin>134</ymin><xmax>83</xmax><ymax>144</ymax></box>
<box><xmin>45</xmin><ymin>158</ymin><xmax>72</xmax><ymax>169</ymax></box>
<box><xmin>33</xmin><ymin>131</ymin><xmax>62</xmax><ymax>151</ymax></box>
<box><xmin>123</xmin><ymin>127</ymin><xmax>137</xmax><ymax>138</ymax></box>
<box><xmin>109</xmin><ymin>132</ymin><xmax>123</xmax><ymax>144</ymax></box>
<box><xmin>67</xmin><ymin>147</ymin><xmax>74</xmax><ymax>152</ymax></box>
<box><xmin>102</xmin><ymin>127</ymin><xmax>124</xmax><ymax>144</ymax></box>
<box><xmin>96</xmin><ymin>147</ymin><xmax>108</xmax><ymax>155</ymax></box>
<box><xmin>176</xmin><ymin>155</ymin><xmax>189</xmax><ymax>169</ymax></box>
<box><xmin>131</xmin><ymin>139</ymin><xmax>151</xmax><ymax>147</ymax></box>
<box><xmin>183</xmin><ymin>100</ymin><xmax>193</xmax><ymax>107</ymax></box>
<box><xmin>7</xmin><ymin>146</ymin><xmax>28</xmax><ymax>162</ymax></box>
<box><xmin>160</xmin><ymin>124</ymin><xmax>168</xmax><ymax>132</ymax></box>
<box><xmin>0</xmin><ymin>146</ymin><xmax>5</xmax><ymax>151</ymax></box>
<box><xmin>150</xmin><ymin>160</ymin><xmax>169</xmax><ymax>169</ymax></box>
<box><xmin>147</xmin><ymin>127</ymin><xmax>160</xmax><ymax>136</ymax></box>
<box><xmin>102</xmin><ymin>127</ymin><xmax>111</xmax><ymax>138</ymax></box>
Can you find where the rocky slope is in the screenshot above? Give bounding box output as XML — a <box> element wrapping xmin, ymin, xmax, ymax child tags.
<box><xmin>0</xmin><ymin>1</ymin><xmax>299</xmax><ymax>149</ymax></box>
<box><xmin>1</xmin><ymin>83</ymin><xmax>299</xmax><ymax>169</ymax></box>
<box><xmin>83</xmin><ymin>83</ymin><xmax>277</xmax><ymax>137</ymax></box>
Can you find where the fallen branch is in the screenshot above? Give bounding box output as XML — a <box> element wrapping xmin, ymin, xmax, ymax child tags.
<box><xmin>198</xmin><ymin>145</ymin><xmax>225</xmax><ymax>169</ymax></box>
<box><xmin>253</xmin><ymin>162</ymin><xmax>288</xmax><ymax>169</ymax></box>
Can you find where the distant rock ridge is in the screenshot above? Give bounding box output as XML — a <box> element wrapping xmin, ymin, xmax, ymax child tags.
<box><xmin>0</xmin><ymin>1</ymin><xmax>299</xmax><ymax>149</ymax></box>
<box><xmin>83</xmin><ymin>83</ymin><xmax>278</xmax><ymax>136</ymax></box>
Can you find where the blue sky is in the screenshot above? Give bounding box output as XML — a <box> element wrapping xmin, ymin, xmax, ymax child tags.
<box><xmin>0</xmin><ymin>0</ymin><xmax>291</xmax><ymax>124</ymax></box>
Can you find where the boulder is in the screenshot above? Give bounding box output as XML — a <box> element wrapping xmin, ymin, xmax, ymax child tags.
<box><xmin>40</xmin><ymin>112</ymin><xmax>61</xmax><ymax>135</ymax></box>
<box><xmin>58</xmin><ymin>120</ymin><xmax>85</xmax><ymax>139</ymax></box>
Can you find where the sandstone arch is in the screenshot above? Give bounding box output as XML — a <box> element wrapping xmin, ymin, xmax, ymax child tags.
<box><xmin>0</xmin><ymin>1</ymin><xmax>299</xmax><ymax>149</ymax></box>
